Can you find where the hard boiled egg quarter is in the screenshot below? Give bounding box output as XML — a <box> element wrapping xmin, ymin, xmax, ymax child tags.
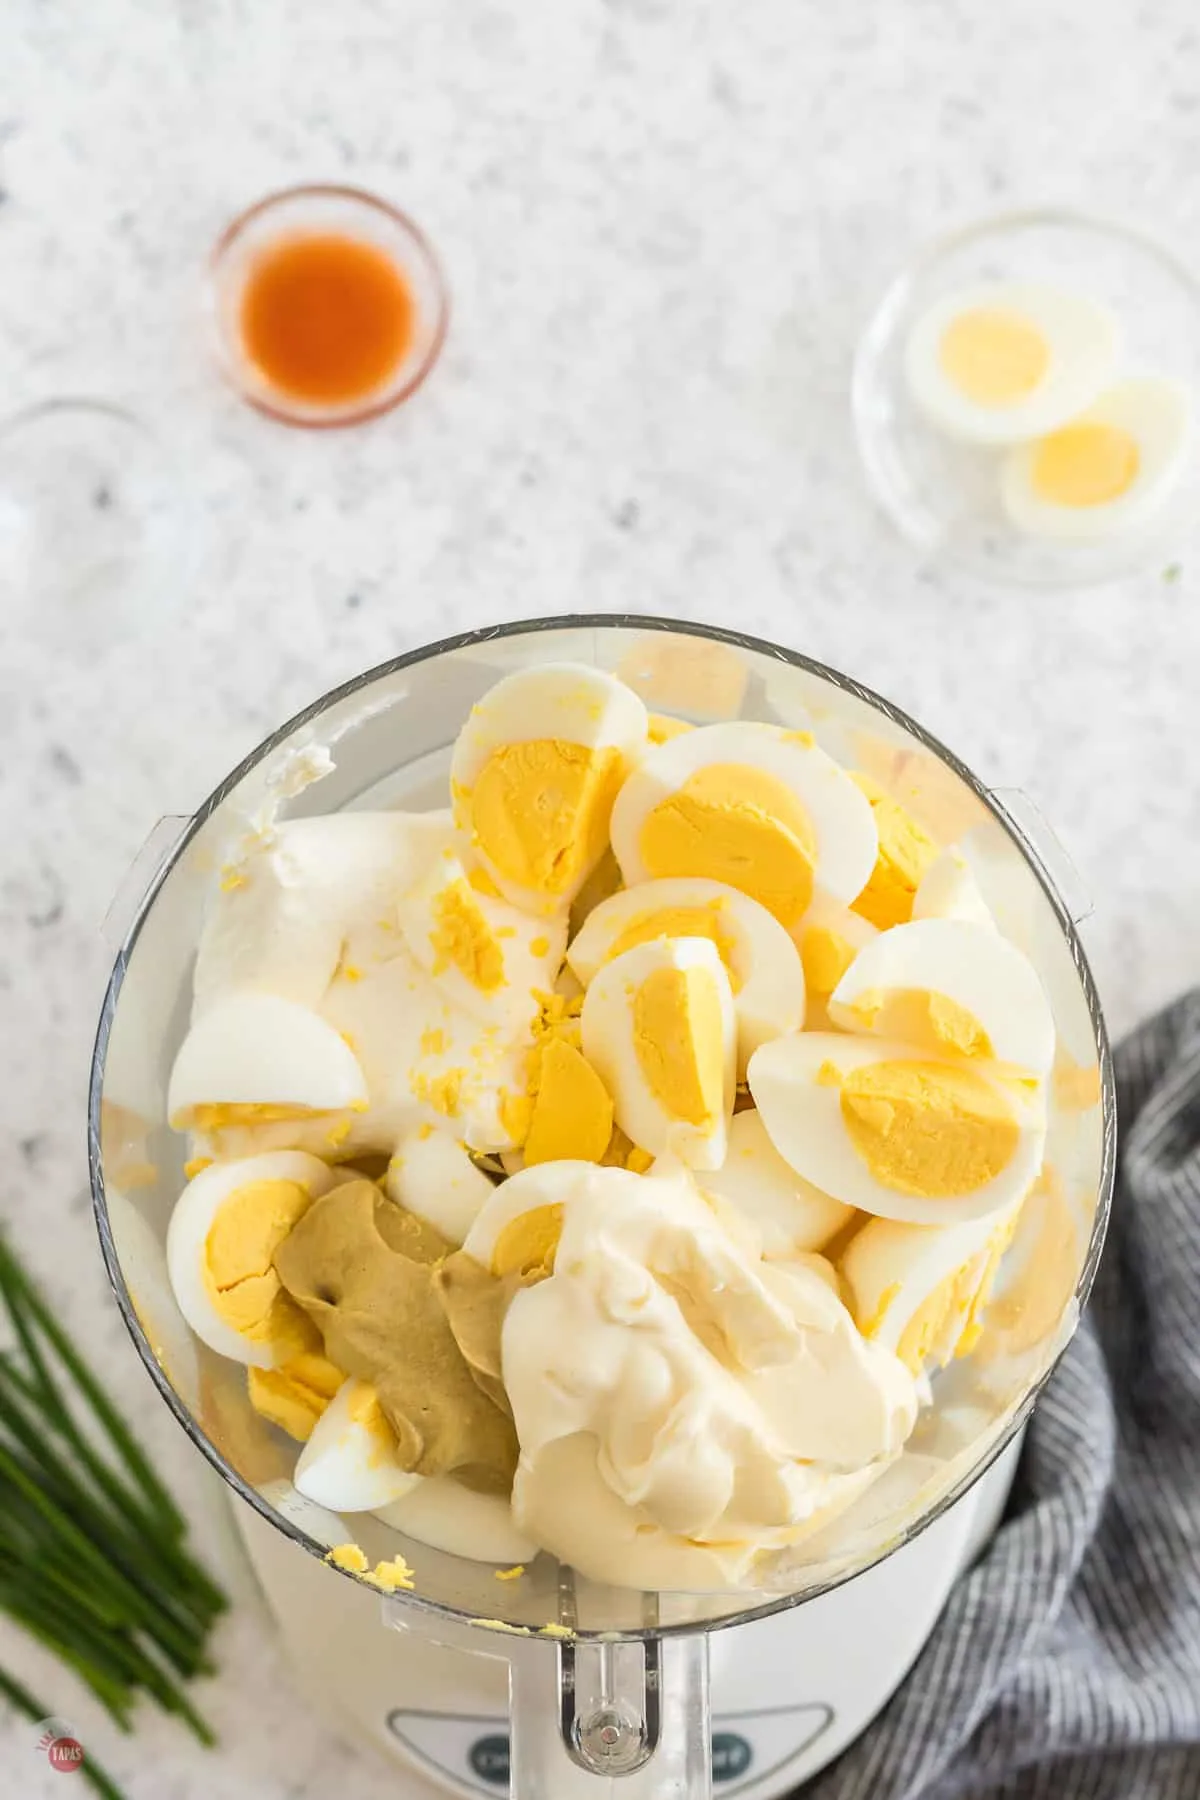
<box><xmin>580</xmin><ymin>937</ymin><xmax>737</xmax><ymax>1171</ymax></box>
<box><xmin>386</xmin><ymin>1125</ymin><xmax>495</xmax><ymax>1246</ymax></box>
<box><xmin>167</xmin><ymin>992</ymin><xmax>368</xmax><ymax>1131</ymax></box>
<box><xmin>698</xmin><ymin>1110</ymin><xmax>855</xmax><ymax>1258</ymax></box>
<box><xmin>450</xmin><ymin>663</ymin><xmax>649</xmax><ymax>915</ymax></box>
<box><xmin>905</xmin><ymin>284</ymin><xmax>1119</xmax><ymax>445</ymax></box>
<box><xmin>841</xmin><ymin>1202</ymin><xmax>1023</xmax><ymax>1373</ymax></box>
<box><xmin>912</xmin><ymin>846</ymin><xmax>996</xmax><ymax>930</ymax></box>
<box><xmin>166</xmin><ymin>1150</ymin><xmax>337</xmax><ymax>1367</ymax></box>
<box><xmin>294</xmin><ymin>1378</ymin><xmax>422</xmax><ymax>1512</ymax></box>
<box><xmin>567</xmin><ymin>876</ymin><xmax>805</xmax><ymax>1076</ymax></box>
<box><xmin>827</xmin><ymin>916</ymin><xmax>1055</xmax><ymax>1077</ymax></box>
<box><xmin>609</xmin><ymin>722</ymin><xmax>878</xmax><ymax>929</ymax></box>
<box><xmin>748</xmin><ymin>1032</ymin><xmax>1046</xmax><ymax>1225</ymax></box>
<box><xmin>1001</xmin><ymin>376</ymin><xmax>1192</xmax><ymax>541</ymax></box>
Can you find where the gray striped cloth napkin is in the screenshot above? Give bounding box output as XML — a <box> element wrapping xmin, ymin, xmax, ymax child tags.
<box><xmin>800</xmin><ymin>991</ymin><xmax>1200</xmax><ymax>1800</ymax></box>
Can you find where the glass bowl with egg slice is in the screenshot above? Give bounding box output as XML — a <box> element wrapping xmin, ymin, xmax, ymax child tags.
<box><xmin>89</xmin><ymin>617</ymin><xmax>1115</xmax><ymax>1797</ymax></box>
<box><xmin>854</xmin><ymin>208</ymin><xmax>1200</xmax><ymax>587</ymax></box>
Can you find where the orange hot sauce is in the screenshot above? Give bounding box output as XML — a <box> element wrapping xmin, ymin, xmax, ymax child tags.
<box><xmin>239</xmin><ymin>234</ymin><xmax>416</xmax><ymax>406</ymax></box>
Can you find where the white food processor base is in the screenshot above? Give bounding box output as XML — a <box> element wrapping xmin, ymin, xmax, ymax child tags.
<box><xmin>231</xmin><ymin>1434</ymin><xmax>1020</xmax><ymax>1800</ymax></box>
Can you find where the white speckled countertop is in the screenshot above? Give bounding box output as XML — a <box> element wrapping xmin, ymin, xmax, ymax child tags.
<box><xmin>2</xmin><ymin>1</ymin><xmax>1199</xmax><ymax>1793</ymax></box>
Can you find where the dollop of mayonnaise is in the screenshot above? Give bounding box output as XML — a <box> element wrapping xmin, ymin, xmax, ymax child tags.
<box><xmin>499</xmin><ymin>1162</ymin><xmax>918</xmax><ymax>1591</ymax></box>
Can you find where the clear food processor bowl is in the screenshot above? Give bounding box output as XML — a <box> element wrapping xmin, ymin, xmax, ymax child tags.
<box><xmin>89</xmin><ymin>617</ymin><xmax>1115</xmax><ymax>1797</ymax></box>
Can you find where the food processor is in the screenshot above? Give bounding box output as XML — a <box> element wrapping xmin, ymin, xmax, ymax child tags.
<box><xmin>89</xmin><ymin>617</ymin><xmax>1114</xmax><ymax>1798</ymax></box>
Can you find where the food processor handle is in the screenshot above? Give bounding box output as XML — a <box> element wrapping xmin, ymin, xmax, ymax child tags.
<box><xmin>507</xmin><ymin>1632</ymin><xmax>712</xmax><ymax>1797</ymax></box>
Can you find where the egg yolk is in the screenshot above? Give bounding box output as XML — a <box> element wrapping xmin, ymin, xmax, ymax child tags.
<box><xmin>638</xmin><ymin>765</ymin><xmax>817</xmax><ymax>926</ymax></box>
<box><xmin>845</xmin><ymin>988</ymin><xmax>994</xmax><ymax>1059</ymax></box>
<box><xmin>799</xmin><ymin>925</ymin><xmax>857</xmax><ymax>997</ymax></box>
<box><xmin>1031</xmin><ymin>421</ymin><xmax>1140</xmax><ymax>508</ymax></box>
<box><xmin>247</xmin><ymin>1351</ymin><xmax>344</xmax><ymax>1442</ymax></box>
<box><xmin>469</xmin><ymin>740</ymin><xmax>625</xmax><ymax>897</ymax></box>
<box><xmin>894</xmin><ymin>1259</ymin><xmax>985</xmax><ymax>1373</ymax></box>
<box><xmin>939</xmin><ymin>308</ymin><xmax>1050</xmax><ymax>406</ymax></box>
<box><xmin>189</xmin><ymin>1102</ymin><xmax>318</xmax><ymax>1131</ymax></box>
<box><xmin>429</xmin><ymin>878</ymin><xmax>505</xmax><ymax>991</ymax></box>
<box><xmin>491</xmin><ymin>1203</ymin><xmax>565</xmax><ymax>1283</ymax></box>
<box><xmin>204</xmin><ymin>1178</ymin><xmax>318</xmax><ymax>1355</ymax></box>
<box><xmin>647</xmin><ymin>713</ymin><xmax>694</xmax><ymax>745</ymax></box>
<box><xmin>346</xmin><ymin>1381</ymin><xmax>401</xmax><ymax>1463</ymax></box>
<box><xmin>850</xmin><ymin>776</ymin><xmax>938</xmax><ymax>931</ymax></box>
<box><xmin>633</xmin><ymin>964</ymin><xmax>726</xmax><ymax>1129</ymax></box>
<box><xmin>838</xmin><ymin>1060</ymin><xmax>1018</xmax><ymax>1198</ymax></box>
<box><xmin>608</xmin><ymin>904</ymin><xmax>742</xmax><ymax>990</ymax></box>
<box><xmin>523</xmin><ymin>1039</ymin><xmax>614</xmax><ymax>1166</ymax></box>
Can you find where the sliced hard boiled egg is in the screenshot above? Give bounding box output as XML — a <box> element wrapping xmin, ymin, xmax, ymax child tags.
<box><xmin>792</xmin><ymin>892</ymin><xmax>878</xmax><ymax>1001</ymax></box>
<box><xmin>912</xmin><ymin>846</ymin><xmax>996</xmax><ymax>929</ymax></box>
<box><xmin>376</xmin><ymin>1477</ymin><xmax>539</xmax><ymax>1565</ymax></box>
<box><xmin>396</xmin><ymin>848</ymin><xmax>567</xmax><ymax>1025</ymax></box>
<box><xmin>1001</xmin><ymin>377</ymin><xmax>1192</xmax><ymax>541</ymax></box>
<box><xmin>840</xmin><ymin>1201</ymin><xmax>1023</xmax><ymax>1373</ymax></box>
<box><xmin>386</xmin><ymin>1126</ymin><xmax>496</xmax><ymax>1246</ymax></box>
<box><xmin>849</xmin><ymin>775</ymin><xmax>939</xmax><ymax>931</ymax></box>
<box><xmin>905</xmin><ymin>284</ymin><xmax>1119</xmax><ymax>445</ymax></box>
<box><xmin>567</xmin><ymin>877</ymin><xmax>805</xmax><ymax>1076</ymax></box>
<box><xmin>462</xmin><ymin>1160</ymin><xmax>597</xmax><ymax>1280</ymax></box>
<box><xmin>450</xmin><ymin>663</ymin><xmax>648</xmax><ymax>914</ymax></box>
<box><xmin>166</xmin><ymin>1150</ymin><xmax>337</xmax><ymax>1367</ymax></box>
<box><xmin>609</xmin><ymin>722</ymin><xmax>878</xmax><ymax>928</ymax></box>
<box><xmin>828</xmin><ymin>916</ymin><xmax>1055</xmax><ymax>1076</ymax></box>
<box><xmin>580</xmin><ymin>937</ymin><xmax>736</xmax><ymax>1171</ymax></box>
<box><xmin>294</xmin><ymin>1378</ymin><xmax>423</xmax><ymax>1512</ymax></box>
<box><xmin>748</xmin><ymin>1032</ymin><xmax>1045</xmax><ymax>1224</ymax></box>
<box><xmin>167</xmin><ymin>992</ymin><xmax>368</xmax><ymax>1130</ymax></box>
<box><xmin>698</xmin><ymin>1110</ymin><xmax>855</xmax><ymax>1257</ymax></box>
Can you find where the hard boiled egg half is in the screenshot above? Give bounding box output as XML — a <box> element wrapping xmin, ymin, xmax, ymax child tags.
<box><xmin>609</xmin><ymin>722</ymin><xmax>878</xmax><ymax>929</ymax></box>
<box><xmin>450</xmin><ymin>663</ymin><xmax>648</xmax><ymax>915</ymax></box>
<box><xmin>905</xmin><ymin>284</ymin><xmax>1119</xmax><ymax>445</ymax></box>
<box><xmin>166</xmin><ymin>1150</ymin><xmax>337</xmax><ymax>1366</ymax></box>
<box><xmin>567</xmin><ymin>876</ymin><xmax>805</xmax><ymax>1075</ymax></box>
<box><xmin>827</xmin><ymin>916</ymin><xmax>1055</xmax><ymax>1077</ymax></box>
<box><xmin>167</xmin><ymin>992</ymin><xmax>368</xmax><ymax>1132</ymax></box>
<box><xmin>294</xmin><ymin>1378</ymin><xmax>422</xmax><ymax>1512</ymax></box>
<box><xmin>841</xmin><ymin>1202</ymin><xmax>1023</xmax><ymax>1373</ymax></box>
<box><xmin>1001</xmin><ymin>376</ymin><xmax>1192</xmax><ymax>541</ymax></box>
<box><xmin>580</xmin><ymin>937</ymin><xmax>737</xmax><ymax>1170</ymax></box>
<box><xmin>748</xmin><ymin>1032</ymin><xmax>1046</xmax><ymax>1224</ymax></box>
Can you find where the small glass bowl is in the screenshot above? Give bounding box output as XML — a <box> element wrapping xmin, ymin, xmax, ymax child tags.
<box><xmin>853</xmin><ymin>208</ymin><xmax>1200</xmax><ymax>587</ymax></box>
<box><xmin>208</xmin><ymin>184</ymin><xmax>450</xmax><ymax>428</ymax></box>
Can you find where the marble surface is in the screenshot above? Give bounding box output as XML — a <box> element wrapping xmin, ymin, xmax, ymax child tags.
<box><xmin>2</xmin><ymin>0</ymin><xmax>1199</xmax><ymax>1792</ymax></box>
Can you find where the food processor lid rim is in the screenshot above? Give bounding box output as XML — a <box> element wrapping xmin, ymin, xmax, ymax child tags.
<box><xmin>85</xmin><ymin>611</ymin><xmax>1117</xmax><ymax>1639</ymax></box>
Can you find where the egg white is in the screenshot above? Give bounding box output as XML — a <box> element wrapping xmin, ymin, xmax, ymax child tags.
<box><xmin>1001</xmin><ymin>376</ymin><xmax>1192</xmax><ymax>541</ymax></box>
<box><xmin>294</xmin><ymin>1379</ymin><xmax>423</xmax><ymax>1512</ymax></box>
<box><xmin>748</xmin><ymin>1032</ymin><xmax>1046</xmax><ymax>1225</ymax></box>
<box><xmin>610</xmin><ymin>722</ymin><xmax>878</xmax><ymax>912</ymax></box>
<box><xmin>698</xmin><ymin>1110</ymin><xmax>855</xmax><ymax>1258</ymax></box>
<box><xmin>386</xmin><ymin>1127</ymin><xmax>496</xmax><ymax>1246</ymax></box>
<box><xmin>828</xmin><ymin>916</ymin><xmax>1055</xmax><ymax>1076</ymax></box>
<box><xmin>462</xmin><ymin>1160</ymin><xmax>599</xmax><ymax>1272</ymax></box>
<box><xmin>166</xmin><ymin>1150</ymin><xmax>338</xmax><ymax>1367</ymax></box>
<box><xmin>580</xmin><ymin>936</ymin><xmax>737</xmax><ymax>1171</ymax></box>
<box><xmin>567</xmin><ymin>876</ymin><xmax>805</xmax><ymax>1077</ymax></box>
<box><xmin>905</xmin><ymin>283</ymin><xmax>1119</xmax><ymax>445</ymax></box>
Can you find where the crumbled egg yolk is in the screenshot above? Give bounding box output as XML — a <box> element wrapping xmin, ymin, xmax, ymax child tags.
<box><xmin>638</xmin><ymin>764</ymin><xmax>818</xmax><ymax>927</ymax></box>
<box><xmin>412</xmin><ymin>1067</ymin><xmax>465</xmax><ymax>1120</ymax></box>
<box><xmin>850</xmin><ymin>775</ymin><xmax>938</xmax><ymax>931</ymax></box>
<box><xmin>632</xmin><ymin>965</ymin><xmax>725</xmax><ymax>1129</ymax></box>
<box><xmin>837</xmin><ymin>1061</ymin><xmax>1019</xmax><ymax>1198</ymax></box>
<box><xmin>189</xmin><ymin>1102</ymin><xmax>320</xmax><ymax>1131</ymax></box>
<box><xmin>491</xmin><ymin>1203</ymin><xmax>565</xmax><ymax>1283</ymax></box>
<box><xmin>938</xmin><ymin>308</ymin><xmax>1050</xmax><ymax>406</ymax></box>
<box><xmin>465</xmin><ymin>740</ymin><xmax>626</xmax><ymax>898</ymax></box>
<box><xmin>183</xmin><ymin>1155</ymin><xmax>213</xmax><ymax>1180</ymax></box>
<box><xmin>647</xmin><ymin>713</ymin><xmax>694</xmax><ymax>744</ymax></box>
<box><xmin>798</xmin><ymin>925</ymin><xmax>857</xmax><ymax>997</ymax></box>
<box><xmin>247</xmin><ymin>1351</ymin><xmax>345</xmax><ymax>1441</ymax></box>
<box><xmin>1031</xmin><ymin>421</ymin><xmax>1140</xmax><ymax>507</ymax></box>
<box><xmin>326</xmin><ymin>1545</ymin><xmax>416</xmax><ymax>1591</ymax></box>
<box><xmin>430</xmin><ymin>879</ymin><xmax>506</xmax><ymax>992</ymax></box>
<box><xmin>523</xmin><ymin>1039</ymin><xmax>614</xmax><ymax>1167</ymax></box>
<box><xmin>846</xmin><ymin>988</ymin><xmax>994</xmax><ymax>1060</ymax></box>
<box><xmin>495</xmin><ymin>1564</ymin><xmax>525</xmax><ymax>1580</ymax></box>
<box><xmin>203</xmin><ymin>1179</ymin><xmax>318</xmax><ymax>1357</ymax></box>
<box><xmin>607</xmin><ymin>903</ymin><xmax>742</xmax><ymax>991</ymax></box>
